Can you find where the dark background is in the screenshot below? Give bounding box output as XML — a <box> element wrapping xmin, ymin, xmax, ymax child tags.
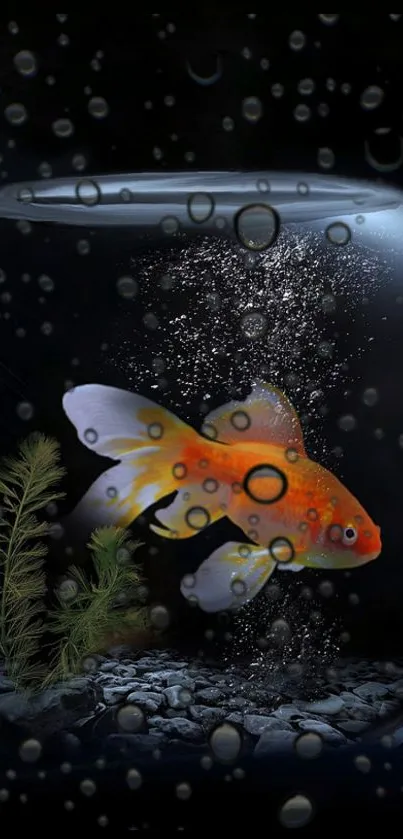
<box><xmin>1</xmin><ymin>13</ymin><xmax>403</xmax><ymax>829</ymax></box>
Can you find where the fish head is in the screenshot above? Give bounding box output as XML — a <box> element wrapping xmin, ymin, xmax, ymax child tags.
<box><xmin>301</xmin><ymin>470</ymin><xmax>382</xmax><ymax>570</ymax></box>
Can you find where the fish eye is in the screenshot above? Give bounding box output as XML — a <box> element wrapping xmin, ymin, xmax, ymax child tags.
<box><xmin>343</xmin><ymin>526</ymin><xmax>358</xmax><ymax>546</ymax></box>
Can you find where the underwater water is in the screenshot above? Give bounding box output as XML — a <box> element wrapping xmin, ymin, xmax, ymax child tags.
<box><xmin>3</xmin><ymin>10</ymin><xmax>403</xmax><ymax>831</ymax></box>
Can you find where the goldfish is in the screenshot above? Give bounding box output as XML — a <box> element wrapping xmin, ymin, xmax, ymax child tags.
<box><xmin>62</xmin><ymin>380</ymin><xmax>382</xmax><ymax>613</ymax></box>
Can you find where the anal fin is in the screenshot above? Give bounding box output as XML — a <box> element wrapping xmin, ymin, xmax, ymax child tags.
<box><xmin>181</xmin><ymin>541</ymin><xmax>276</xmax><ymax>612</ymax></box>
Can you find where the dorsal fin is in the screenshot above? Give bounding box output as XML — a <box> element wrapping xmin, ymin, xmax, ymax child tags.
<box><xmin>201</xmin><ymin>379</ymin><xmax>306</xmax><ymax>454</ymax></box>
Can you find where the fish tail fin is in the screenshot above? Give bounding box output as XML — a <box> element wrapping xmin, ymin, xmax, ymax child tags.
<box><xmin>62</xmin><ymin>384</ymin><xmax>199</xmax><ymax>536</ymax></box>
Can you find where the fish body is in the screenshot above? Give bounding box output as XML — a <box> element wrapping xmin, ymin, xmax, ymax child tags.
<box><xmin>62</xmin><ymin>380</ymin><xmax>381</xmax><ymax>613</ymax></box>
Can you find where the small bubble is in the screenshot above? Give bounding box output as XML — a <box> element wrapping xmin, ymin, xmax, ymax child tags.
<box><xmin>98</xmin><ymin>816</ymin><xmax>108</xmax><ymax>828</ymax></box>
<box><xmin>294</xmin><ymin>103</ymin><xmax>311</xmax><ymax>122</ymax></box>
<box><xmin>203</xmin><ymin>478</ymin><xmax>219</xmax><ymax>493</ymax></box>
<box><xmin>88</xmin><ymin>96</ymin><xmax>109</xmax><ymax>118</ymax></box>
<box><xmin>349</xmin><ymin>592</ymin><xmax>360</xmax><ymax>605</ymax></box>
<box><xmin>16</xmin><ymin>220</ymin><xmax>32</xmax><ymax>236</ymax></box>
<box><xmin>52</xmin><ymin>118</ymin><xmax>74</xmax><ymax>138</ymax></box>
<box><xmin>210</xmin><ymin>723</ymin><xmax>242</xmax><ymax>763</ymax></box>
<box><xmin>322</xmin><ymin>293</ymin><xmax>336</xmax><ymax>313</ymax></box>
<box><xmin>362</xmin><ymin>387</ymin><xmax>378</xmax><ymax>407</ymax></box>
<box><xmin>58</xmin><ymin>33</ymin><xmax>69</xmax><ymax>46</ymax></box>
<box><xmin>161</xmin><ymin>216</ymin><xmax>179</xmax><ymax>234</ymax></box>
<box><xmin>40</xmin><ymin>321</ymin><xmax>53</xmax><ymax>336</ymax></box>
<box><xmin>341</xmin><ymin>82</ymin><xmax>352</xmax><ymax>95</ymax></box>
<box><xmin>126</xmin><ymin>767</ymin><xmax>143</xmax><ymax>790</ymax></box>
<box><xmin>295</xmin><ymin>732</ymin><xmax>323</xmax><ymax>759</ymax></box>
<box><xmin>80</xmin><ymin>779</ymin><xmax>96</xmax><ymax>797</ymax></box>
<box><xmin>240</xmin><ymin>311</ymin><xmax>268</xmax><ymax>339</ymax></box>
<box><xmin>270</xmin><ymin>618</ymin><xmax>292</xmax><ymax>645</ymax></box>
<box><xmin>318</xmin><ymin>102</ymin><xmax>330</xmax><ymax>117</ymax></box>
<box><xmin>0</xmin><ymin>789</ymin><xmax>9</xmax><ymax>802</ymax></box>
<box><xmin>8</xmin><ymin>21</ymin><xmax>19</xmax><ymax>34</ymax></box>
<box><xmin>76</xmin><ymin>178</ymin><xmax>101</xmax><ymax>206</ymax></box>
<box><xmin>242</xmin><ymin>96</ymin><xmax>263</xmax><ymax>123</ymax></box>
<box><xmin>117</xmin><ymin>704</ymin><xmax>144</xmax><ymax>733</ymax></box>
<box><xmin>361</xmin><ymin>85</ymin><xmax>384</xmax><ymax>110</ymax></box>
<box><xmin>376</xmin><ymin>787</ymin><xmax>386</xmax><ymax>798</ymax></box>
<box><xmin>116</xmin><ymin>275</ymin><xmax>138</xmax><ymax>299</ymax></box>
<box><xmin>235</xmin><ymin>204</ymin><xmax>279</xmax><ymax>251</ymax></box>
<box><xmin>77</xmin><ymin>238</ymin><xmax>90</xmax><ymax>255</ymax></box>
<box><xmin>326</xmin><ymin>221</ymin><xmax>351</xmax><ymax>245</ymax></box>
<box><xmin>72</xmin><ymin>153</ymin><xmax>87</xmax><ymax>172</ymax></box>
<box><xmin>150</xmin><ymin>604</ymin><xmax>170</xmax><ymax>630</ymax></box>
<box><xmin>173</xmin><ymin>462</ymin><xmax>187</xmax><ymax>479</ymax></box>
<box><xmin>19</xmin><ymin>738</ymin><xmax>42</xmax><ymax>763</ymax></box>
<box><xmin>230</xmin><ymin>410</ymin><xmax>251</xmax><ymax>430</ymax></box>
<box><xmin>279</xmin><ymin>794</ymin><xmax>313</xmax><ymax>829</ymax></box>
<box><xmin>298</xmin><ymin>78</ymin><xmax>315</xmax><ymax>96</ymax></box>
<box><xmin>58</xmin><ymin>579</ymin><xmax>79</xmax><ymax>602</ymax></box>
<box><xmin>148</xmin><ymin>422</ymin><xmax>163</xmax><ymax>440</ymax></box>
<box><xmin>318</xmin><ymin>147</ymin><xmax>335</xmax><ymax>169</ymax></box>
<box><xmin>38</xmin><ymin>161</ymin><xmax>52</xmax><ymax>178</ymax></box>
<box><xmin>143</xmin><ymin>311</ymin><xmax>159</xmax><ymax>330</ymax></box>
<box><xmin>185</xmin><ymin>506</ymin><xmax>210</xmax><ymax>530</ymax></box>
<box><xmin>64</xmin><ymin>800</ymin><xmax>75</xmax><ymax>811</ymax></box>
<box><xmin>289</xmin><ymin>30</ymin><xmax>306</xmax><ymax>50</ymax></box>
<box><xmin>338</xmin><ymin>414</ymin><xmax>356</xmax><ymax>432</ymax></box>
<box><xmin>176</xmin><ymin>782</ymin><xmax>192</xmax><ymax>800</ymax></box>
<box><xmin>222</xmin><ymin>116</ymin><xmax>234</xmax><ymax>131</ymax></box>
<box><xmin>201</xmin><ymin>422</ymin><xmax>218</xmax><ymax>440</ymax></box>
<box><xmin>297</xmin><ymin>182</ymin><xmax>309</xmax><ymax>195</ymax></box>
<box><xmin>269</xmin><ymin>537</ymin><xmax>294</xmax><ymax>563</ymax></box>
<box><xmin>84</xmin><ymin>428</ymin><xmax>98</xmax><ymax>444</ymax></box>
<box><xmin>188</xmin><ymin>193</ymin><xmax>214</xmax><ymax>223</ymax></box>
<box><xmin>5</xmin><ymin>103</ymin><xmax>28</xmax><ymax>126</ymax></box>
<box><xmin>231</xmin><ymin>578</ymin><xmax>247</xmax><ymax>597</ymax></box>
<box><xmin>317</xmin><ymin>340</ymin><xmax>333</xmax><ymax>358</ymax></box>
<box><xmin>244</xmin><ymin>464</ymin><xmax>287</xmax><ymax>504</ymax></box>
<box><xmin>318</xmin><ymin>579</ymin><xmax>334</xmax><ymax>598</ymax></box>
<box><xmin>271</xmin><ymin>83</ymin><xmax>284</xmax><ymax>98</ymax></box>
<box><xmin>201</xmin><ymin>755</ymin><xmax>213</xmax><ymax>770</ymax></box>
<box><xmin>329</xmin><ymin>524</ymin><xmax>343</xmax><ymax>542</ymax></box>
<box><xmin>38</xmin><ymin>274</ymin><xmax>54</xmax><ymax>292</ymax></box>
<box><xmin>182</xmin><ymin>573</ymin><xmax>196</xmax><ymax>590</ymax></box>
<box><xmin>318</xmin><ymin>14</ymin><xmax>339</xmax><ymax>24</ymax></box>
<box><xmin>120</xmin><ymin>187</ymin><xmax>131</xmax><ymax>202</ymax></box>
<box><xmin>16</xmin><ymin>400</ymin><xmax>34</xmax><ymax>420</ymax></box>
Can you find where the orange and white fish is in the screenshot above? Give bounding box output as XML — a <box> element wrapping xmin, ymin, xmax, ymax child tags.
<box><xmin>62</xmin><ymin>380</ymin><xmax>382</xmax><ymax>613</ymax></box>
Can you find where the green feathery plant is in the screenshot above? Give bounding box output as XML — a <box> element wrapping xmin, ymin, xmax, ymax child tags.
<box><xmin>45</xmin><ymin>526</ymin><xmax>149</xmax><ymax>684</ymax></box>
<box><xmin>0</xmin><ymin>433</ymin><xmax>65</xmax><ymax>692</ymax></box>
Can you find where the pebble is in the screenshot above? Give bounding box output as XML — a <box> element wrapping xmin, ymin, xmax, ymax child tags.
<box><xmin>243</xmin><ymin>715</ymin><xmax>293</xmax><ymax>736</ymax></box>
<box><xmin>149</xmin><ymin>716</ymin><xmax>204</xmax><ymax>741</ymax></box>
<box><xmin>299</xmin><ymin>696</ymin><xmax>344</xmax><ymax>715</ymax></box>
<box><xmin>106</xmin><ymin>733</ymin><xmax>165</xmax><ymax>754</ymax></box>
<box><xmin>195</xmin><ymin>688</ymin><xmax>226</xmax><ymax>705</ymax></box>
<box><xmin>337</xmin><ymin>720</ymin><xmax>370</xmax><ymax>733</ymax></box>
<box><xmin>353</xmin><ymin>682</ymin><xmax>389</xmax><ymax>701</ymax></box>
<box><xmin>103</xmin><ymin>686</ymin><xmax>130</xmax><ymax>705</ymax></box>
<box><xmin>298</xmin><ymin>719</ymin><xmax>347</xmax><ymax>745</ymax></box>
<box><xmin>254</xmin><ymin>730</ymin><xmax>298</xmax><ymax>756</ymax></box>
<box><xmin>164</xmin><ymin>685</ymin><xmax>193</xmax><ymax>709</ymax></box>
<box><xmin>126</xmin><ymin>691</ymin><xmax>166</xmax><ymax>713</ymax></box>
<box><xmin>188</xmin><ymin>705</ymin><xmax>226</xmax><ymax>727</ymax></box>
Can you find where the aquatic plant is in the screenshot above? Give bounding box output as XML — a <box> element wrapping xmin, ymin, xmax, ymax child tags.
<box><xmin>46</xmin><ymin>526</ymin><xmax>149</xmax><ymax>683</ymax></box>
<box><xmin>0</xmin><ymin>433</ymin><xmax>65</xmax><ymax>691</ymax></box>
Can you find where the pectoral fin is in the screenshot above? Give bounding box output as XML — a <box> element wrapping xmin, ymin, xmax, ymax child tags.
<box><xmin>181</xmin><ymin>541</ymin><xmax>277</xmax><ymax>612</ymax></box>
<box><xmin>150</xmin><ymin>482</ymin><xmax>228</xmax><ymax>539</ymax></box>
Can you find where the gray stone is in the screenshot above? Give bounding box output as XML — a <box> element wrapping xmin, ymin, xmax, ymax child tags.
<box><xmin>225</xmin><ymin>712</ymin><xmax>244</xmax><ymax>726</ymax></box>
<box><xmin>164</xmin><ymin>685</ymin><xmax>193</xmax><ymax>709</ymax></box>
<box><xmin>0</xmin><ymin>674</ymin><xmax>16</xmax><ymax>692</ymax></box>
<box><xmin>188</xmin><ymin>705</ymin><xmax>226</xmax><ymax>727</ymax></box>
<box><xmin>273</xmin><ymin>704</ymin><xmax>307</xmax><ymax>722</ymax></box>
<box><xmin>103</xmin><ymin>686</ymin><xmax>130</xmax><ymax>705</ymax></box>
<box><xmin>379</xmin><ymin>699</ymin><xmax>401</xmax><ymax>718</ymax></box>
<box><xmin>100</xmin><ymin>661</ymin><xmax>119</xmax><ymax>673</ymax></box>
<box><xmin>254</xmin><ymin>730</ymin><xmax>298</xmax><ymax>756</ymax></box>
<box><xmin>0</xmin><ymin>680</ymin><xmax>99</xmax><ymax>734</ymax></box>
<box><xmin>244</xmin><ymin>714</ymin><xmax>293</xmax><ymax>736</ymax></box>
<box><xmin>227</xmin><ymin>697</ymin><xmax>253</xmax><ymax>711</ymax></box>
<box><xmin>195</xmin><ymin>687</ymin><xmax>225</xmax><ymax>705</ymax></box>
<box><xmin>353</xmin><ymin>682</ymin><xmax>389</xmax><ymax>701</ymax></box>
<box><xmin>194</xmin><ymin>678</ymin><xmax>214</xmax><ymax>689</ymax></box>
<box><xmin>348</xmin><ymin>702</ymin><xmax>377</xmax><ymax>722</ymax></box>
<box><xmin>298</xmin><ymin>719</ymin><xmax>347</xmax><ymax>745</ymax></box>
<box><xmin>165</xmin><ymin>709</ymin><xmax>189</xmax><ymax>719</ymax></box>
<box><xmin>126</xmin><ymin>690</ymin><xmax>166</xmax><ymax>713</ymax></box>
<box><xmin>166</xmin><ymin>673</ymin><xmax>195</xmax><ymax>689</ymax></box>
<box><xmin>149</xmin><ymin>715</ymin><xmax>204</xmax><ymax>742</ymax></box>
<box><xmin>298</xmin><ymin>696</ymin><xmax>344</xmax><ymax>715</ymax></box>
<box><xmin>392</xmin><ymin>726</ymin><xmax>403</xmax><ymax>746</ymax></box>
<box><xmin>337</xmin><ymin>720</ymin><xmax>370</xmax><ymax>734</ymax></box>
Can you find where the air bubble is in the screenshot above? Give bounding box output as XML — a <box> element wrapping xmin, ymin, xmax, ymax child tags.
<box><xmin>52</xmin><ymin>118</ymin><xmax>74</xmax><ymax>138</ymax></box>
<box><xmin>185</xmin><ymin>507</ymin><xmax>210</xmax><ymax>530</ymax></box>
<box><xmin>188</xmin><ymin>193</ymin><xmax>214</xmax><ymax>223</ymax></box>
<box><xmin>210</xmin><ymin>723</ymin><xmax>242</xmax><ymax>763</ymax></box>
<box><xmin>294</xmin><ymin>104</ymin><xmax>311</xmax><ymax>122</ymax></box>
<box><xmin>241</xmin><ymin>311</ymin><xmax>268</xmax><ymax>339</ymax></box>
<box><xmin>338</xmin><ymin>414</ymin><xmax>356</xmax><ymax>432</ymax></box>
<box><xmin>269</xmin><ymin>537</ymin><xmax>294</xmax><ymax>563</ymax></box>
<box><xmin>19</xmin><ymin>739</ymin><xmax>42</xmax><ymax>763</ymax></box>
<box><xmin>80</xmin><ymin>779</ymin><xmax>96</xmax><ymax>797</ymax></box>
<box><xmin>77</xmin><ymin>239</ymin><xmax>90</xmax><ymax>255</ymax></box>
<box><xmin>326</xmin><ymin>222</ymin><xmax>351</xmax><ymax>245</ymax></box>
<box><xmin>235</xmin><ymin>204</ymin><xmax>279</xmax><ymax>251</ymax></box>
<box><xmin>230</xmin><ymin>410</ymin><xmax>251</xmax><ymax>430</ymax></box>
<box><xmin>271</xmin><ymin>83</ymin><xmax>284</xmax><ymax>98</ymax></box>
<box><xmin>244</xmin><ymin>464</ymin><xmax>287</xmax><ymax>504</ymax></box>
<box><xmin>231</xmin><ymin>578</ymin><xmax>247</xmax><ymax>596</ymax></box>
<box><xmin>5</xmin><ymin>103</ymin><xmax>28</xmax><ymax>125</ymax></box>
<box><xmin>148</xmin><ymin>422</ymin><xmax>163</xmax><ymax>440</ymax></box>
<box><xmin>318</xmin><ymin>14</ymin><xmax>339</xmax><ymax>24</ymax></box>
<box><xmin>117</xmin><ymin>276</ymin><xmax>138</xmax><ymax>299</ymax></box>
<box><xmin>242</xmin><ymin>96</ymin><xmax>263</xmax><ymax>123</ymax></box>
<box><xmin>298</xmin><ymin>78</ymin><xmax>315</xmax><ymax>95</ymax></box>
<box><xmin>16</xmin><ymin>401</ymin><xmax>34</xmax><ymax>420</ymax></box>
<box><xmin>58</xmin><ymin>579</ymin><xmax>79</xmax><ymax>602</ymax></box>
<box><xmin>360</xmin><ymin>85</ymin><xmax>384</xmax><ymax>111</ymax></box>
<box><xmin>150</xmin><ymin>604</ymin><xmax>170</xmax><ymax>629</ymax></box>
<box><xmin>126</xmin><ymin>768</ymin><xmax>142</xmax><ymax>790</ymax></box>
<box><xmin>176</xmin><ymin>782</ymin><xmax>192</xmax><ymax>800</ymax></box>
<box><xmin>289</xmin><ymin>30</ymin><xmax>306</xmax><ymax>50</ymax></box>
<box><xmin>173</xmin><ymin>463</ymin><xmax>187</xmax><ymax>479</ymax></box>
<box><xmin>329</xmin><ymin>524</ymin><xmax>343</xmax><ymax>542</ymax></box>
<box><xmin>278</xmin><ymin>794</ymin><xmax>313</xmax><ymax>829</ymax></box>
<box><xmin>318</xmin><ymin>147</ymin><xmax>335</xmax><ymax>169</ymax></box>
<box><xmin>270</xmin><ymin>618</ymin><xmax>292</xmax><ymax>645</ymax></box>
<box><xmin>295</xmin><ymin>732</ymin><xmax>323</xmax><ymax>759</ymax></box>
<box><xmin>84</xmin><ymin>428</ymin><xmax>98</xmax><ymax>444</ymax></box>
<box><xmin>362</xmin><ymin>387</ymin><xmax>378</xmax><ymax>407</ymax></box>
<box><xmin>161</xmin><ymin>216</ymin><xmax>179</xmax><ymax>234</ymax></box>
<box><xmin>76</xmin><ymin>179</ymin><xmax>101</xmax><ymax>206</ymax></box>
<box><xmin>203</xmin><ymin>478</ymin><xmax>219</xmax><ymax>493</ymax></box>
<box><xmin>120</xmin><ymin>187</ymin><xmax>131</xmax><ymax>202</ymax></box>
<box><xmin>318</xmin><ymin>579</ymin><xmax>334</xmax><ymax>598</ymax></box>
<box><xmin>106</xmin><ymin>487</ymin><xmax>118</xmax><ymax>498</ymax></box>
<box><xmin>88</xmin><ymin>96</ymin><xmax>109</xmax><ymax>118</ymax></box>
<box><xmin>38</xmin><ymin>274</ymin><xmax>54</xmax><ymax>292</ymax></box>
<box><xmin>117</xmin><ymin>704</ymin><xmax>144</xmax><ymax>733</ymax></box>
<box><xmin>181</xmin><ymin>573</ymin><xmax>196</xmax><ymax>589</ymax></box>
<box><xmin>72</xmin><ymin>153</ymin><xmax>87</xmax><ymax>171</ymax></box>
<box><xmin>285</xmin><ymin>447</ymin><xmax>298</xmax><ymax>463</ymax></box>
